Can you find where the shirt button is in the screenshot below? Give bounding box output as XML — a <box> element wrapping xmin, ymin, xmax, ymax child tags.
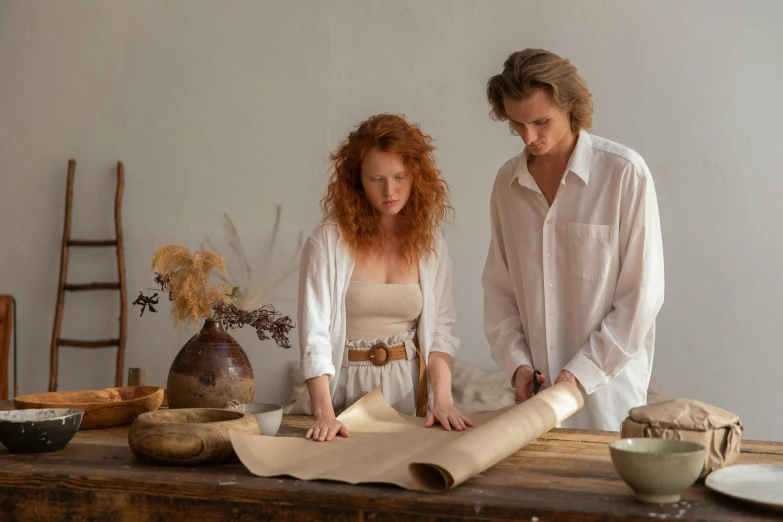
<box><xmin>549</xmin><ymin>345</ymin><xmax>554</xmax><ymax>351</ymax></box>
<box><xmin>547</xmin><ymin>283</ymin><xmax>553</xmax><ymax>288</ymax></box>
<box><xmin>546</xmin><ymin>251</ymin><xmax>552</xmax><ymax>257</ymax></box>
<box><xmin>546</xmin><ymin>219</ymin><xmax>552</xmax><ymax>225</ymax></box>
<box><xmin>548</xmin><ymin>314</ymin><xmax>554</xmax><ymax>319</ymax></box>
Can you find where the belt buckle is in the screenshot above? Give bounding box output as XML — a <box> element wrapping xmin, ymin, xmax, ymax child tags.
<box><xmin>368</xmin><ymin>343</ymin><xmax>391</xmax><ymax>366</ymax></box>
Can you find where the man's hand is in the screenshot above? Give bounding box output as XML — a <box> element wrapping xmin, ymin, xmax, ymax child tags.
<box><xmin>513</xmin><ymin>365</ymin><xmax>546</xmax><ymax>402</ymax></box>
<box><xmin>554</xmin><ymin>369</ymin><xmax>584</xmax><ymax>392</ymax></box>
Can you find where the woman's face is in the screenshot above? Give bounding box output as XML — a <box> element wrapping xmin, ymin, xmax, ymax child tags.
<box><xmin>359</xmin><ymin>148</ymin><xmax>412</xmax><ymax>218</ymax></box>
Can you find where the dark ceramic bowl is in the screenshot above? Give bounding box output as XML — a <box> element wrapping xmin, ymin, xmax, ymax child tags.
<box><xmin>0</xmin><ymin>408</ymin><xmax>83</xmax><ymax>453</ymax></box>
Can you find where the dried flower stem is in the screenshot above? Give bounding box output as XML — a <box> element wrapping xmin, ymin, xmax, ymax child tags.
<box><xmin>133</xmin><ymin>245</ymin><xmax>295</xmax><ymax>348</ymax></box>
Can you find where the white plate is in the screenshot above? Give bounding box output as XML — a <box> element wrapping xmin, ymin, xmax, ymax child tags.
<box><xmin>705</xmin><ymin>464</ymin><xmax>783</xmax><ymax>511</ymax></box>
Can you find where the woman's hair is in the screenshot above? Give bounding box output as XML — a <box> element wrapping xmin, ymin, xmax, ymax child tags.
<box><xmin>486</xmin><ymin>49</ymin><xmax>593</xmax><ymax>133</ymax></box>
<box><xmin>321</xmin><ymin>113</ymin><xmax>453</xmax><ymax>263</ymax></box>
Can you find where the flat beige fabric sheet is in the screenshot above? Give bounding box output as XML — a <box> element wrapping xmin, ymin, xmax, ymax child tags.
<box><xmin>231</xmin><ymin>381</ymin><xmax>583</xmax><ymax>492</ymax></box>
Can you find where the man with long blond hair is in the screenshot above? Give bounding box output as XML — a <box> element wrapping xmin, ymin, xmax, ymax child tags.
<box><xmin>482</xmin><ymin>49</ymin><xmax>665</xmax><ymax>430</ymax></box>
<box><xmin>290</xmin><ymin>113</ymin><xmax>473</xmax><ymax>441</ymax></box>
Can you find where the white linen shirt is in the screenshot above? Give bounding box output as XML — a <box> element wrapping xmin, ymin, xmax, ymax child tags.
<box><xmin>297</xmin><ymin>223</ymin><xmax>460</xmax><ymax>401</ymax></box>
<box><xmin>482</xmin><ymin>130</ymin><xmax>665</xmax><ymax>431</ymax></box>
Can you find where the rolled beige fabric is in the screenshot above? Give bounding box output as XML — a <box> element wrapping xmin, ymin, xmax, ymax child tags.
<box><xmin>231</xmin><ymin>381</ymin><xmax>583</xmax><ymax>492</ymax></box>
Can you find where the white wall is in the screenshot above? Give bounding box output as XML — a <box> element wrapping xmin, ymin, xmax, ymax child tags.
<box><xmin>1</xmin><ymin>0</ymin><xmax>781</xmax><ymax>440</ymax></box>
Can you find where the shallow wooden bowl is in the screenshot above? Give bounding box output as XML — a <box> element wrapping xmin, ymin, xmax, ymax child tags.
<box><xmin>128</xmin><ymin>408</ymin><xmax>260</xmax><ymax>465</ymax></box>
<box><xmin>14</xmin><ymin>386</ymin><xmax>164</xmax><ymax>429</ymax></box>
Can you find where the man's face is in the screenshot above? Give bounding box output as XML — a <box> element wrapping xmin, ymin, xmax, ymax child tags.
<box><xmin>503</xmin><ymin>89</ymin><xmax>573</xmax><ymax>156</ymax></box>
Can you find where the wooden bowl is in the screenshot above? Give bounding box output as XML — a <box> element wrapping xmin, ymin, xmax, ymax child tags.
<box><xmin>128</xmin><ymin>408</ymin><xmax>260</xmax><ymax>465</ymax></box>
<box><xmin>14</xmin><ymin>386</ymin><xmax>164</xmax><ymax>429</ymax></box>
<box><xmin>0</xmin><ymin>408</ymin><xmax>83</xmax><ymax>453</ymax></box>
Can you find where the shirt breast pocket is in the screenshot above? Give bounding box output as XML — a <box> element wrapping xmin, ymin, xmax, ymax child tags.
<box><xmin>567</xmin><ymin>222</ymin><xmax>613</xmax><ymax>281</ymax></box>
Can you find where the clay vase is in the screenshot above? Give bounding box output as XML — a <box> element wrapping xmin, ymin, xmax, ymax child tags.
<box><xmin>166</xmin><ymin>319</ymin><xmax>255</xmax><ymax>409</ymax></box>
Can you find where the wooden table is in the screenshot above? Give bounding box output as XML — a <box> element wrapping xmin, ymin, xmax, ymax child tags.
<box><xmin>0</xmin><ymin>401</ymin><xmax>780</xmax><ymax>521</ymax></box>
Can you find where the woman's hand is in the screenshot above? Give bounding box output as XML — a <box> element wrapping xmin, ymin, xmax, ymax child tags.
<box><xmin>304</xmin><ymin>374</ymin><xmax>348</xmax><ymax>441</ymax></box>
<box><xmin>424</xmin><ymin>400</ymin><xmax>474</xmax><ymax>431</ymax></box>
<box><xmin>425</xmin><ymin>352</ymin><xmax>474</xmax><ymax>431</ymax></box>
<box><xmin>305</xmin><ymin>416</ymin><xmax>349</xmax><ymax>442</ymax></box>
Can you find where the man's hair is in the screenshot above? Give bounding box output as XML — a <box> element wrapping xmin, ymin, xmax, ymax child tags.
<box><xmin>486</xmin><ymin>49</ymin><xmax>593</xmax><ymax>133</ymax></box>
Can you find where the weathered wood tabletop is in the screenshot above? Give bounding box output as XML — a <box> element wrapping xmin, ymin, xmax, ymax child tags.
<box><xmin>0</xmin><ymin>400</ymin><xmax>780</xmax><ymax>521</ymax></box>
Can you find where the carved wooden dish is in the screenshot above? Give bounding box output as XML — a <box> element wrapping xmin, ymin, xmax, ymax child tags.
<box><xmin>128</xmin><ymin>408</ymin><xmax>260</xmax><ymax>465</ymax></box>
<box><xmin>14</xmin><ymin>386</ymin><xmax>164</xmax><ymax>429</ymax></box>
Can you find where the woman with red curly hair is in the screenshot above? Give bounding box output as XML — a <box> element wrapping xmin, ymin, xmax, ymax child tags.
<box><xmin>289</xmin><ymin>113</ymin><xmax>473</xmax><ymax>442</ymax></box>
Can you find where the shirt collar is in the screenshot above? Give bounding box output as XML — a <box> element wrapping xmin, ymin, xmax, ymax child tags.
<box><xmin>510</xmin><ymin>129</ymin><xmax>592</xmax><ymax>188</ymax></box>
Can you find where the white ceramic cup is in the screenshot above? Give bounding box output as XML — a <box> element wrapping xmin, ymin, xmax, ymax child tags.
<box><xmin>227</xmin><ymin>401</ymin><xmax>283</xmax><ymax>436</ymax></box>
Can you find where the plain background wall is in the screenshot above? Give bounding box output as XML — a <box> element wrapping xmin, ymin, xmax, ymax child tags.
<box><xmin>1</xmin><ymin>0</ymin><xmax>781</xmax><ymax>440</ymax></box>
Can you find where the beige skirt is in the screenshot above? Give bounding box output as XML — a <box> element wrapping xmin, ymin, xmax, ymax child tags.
<box><xmin>289</xmin><ymin>330</ymin><xmax>422</xmax><ymax>416</ymax></box>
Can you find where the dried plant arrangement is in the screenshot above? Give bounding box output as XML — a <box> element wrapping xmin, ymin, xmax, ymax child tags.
<box><xmin>203</xmin><ymin>206</ymin><xmax>304</xmax><ymax>312</ymax></box>
<box><xmin>132</xmin><ymin>245</ymin><xmax>294</xmax><ymax>348</ymax></box>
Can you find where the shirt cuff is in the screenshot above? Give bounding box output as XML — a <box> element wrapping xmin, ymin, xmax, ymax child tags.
<box><xmin>430</xmin><ymin>336</ymin><xmax>459</xmax><ymax>357</ymax></box>
<box><xmin>564</xmin><ymin>353</ymin><xmax>609</xmax><ymax>395</ymax></box>
<box><xmin>299</xmin><ymin>355</ymin><xmax>336</xmax><ymax>382</ymax></box>
<box><xmin>500</xmin><ymin>348</ymin><xmax>534</xmax><ymax>387</ymax></box>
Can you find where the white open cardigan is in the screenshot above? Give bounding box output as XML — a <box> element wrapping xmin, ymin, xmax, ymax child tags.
<box><xmin>296</xmin><ymin>223</ymin><xmax>460</xmax><ymax>400</ymax></box>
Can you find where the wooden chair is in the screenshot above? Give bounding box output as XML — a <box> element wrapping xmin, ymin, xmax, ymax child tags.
<box><xmin>0</xmin><ymin>295</ymin><xmax>16</xmax><ymax>399</ymax></box>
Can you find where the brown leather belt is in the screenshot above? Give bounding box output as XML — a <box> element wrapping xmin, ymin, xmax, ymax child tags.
<box><xmin>347</xmin><ymin>336</ymin><xmax>428</xmax><ymax>418</ymax></box>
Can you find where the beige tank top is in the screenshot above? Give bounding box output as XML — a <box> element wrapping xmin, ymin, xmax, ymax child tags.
<box><xmin>345</xmin><ymin>282</ymin><xmax>423</xmax><ymax>341</ymax></box>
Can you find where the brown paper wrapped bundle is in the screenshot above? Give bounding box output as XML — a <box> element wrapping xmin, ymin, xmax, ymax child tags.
<box><xmin>621</xmin><ymin>399</ymin><xmax>743</xmax><ymax>480</ymax></box>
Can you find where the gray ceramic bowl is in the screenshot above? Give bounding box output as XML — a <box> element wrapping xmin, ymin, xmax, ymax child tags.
<box><xmin>0</xmin><ymin>408</ymin><xmax>83</xmax><ymax>453</ymax></box>
<box><xmin>609</xmin><ymin>438</ymin><xmax>706</xmax><ymax>503</ymax></box>
<box><xmin>236</xmin><ymin>403</ymin><xmax>283</xmax><ymax>436</ymax></box>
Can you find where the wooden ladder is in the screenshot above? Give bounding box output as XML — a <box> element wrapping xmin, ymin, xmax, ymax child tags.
<box><xmin>49</xmin><ymin>159</ymin><xmax>127</xmax><ymax>392</ymax></box>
